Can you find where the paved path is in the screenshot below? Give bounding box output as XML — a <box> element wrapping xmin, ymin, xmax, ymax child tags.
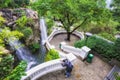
<box><xmin>38</xmin><ymin>57</ymin><xmax>111</xmax><ymax>80</ymax></box>
<box><xmin>38</xmin><ymin>33</ymin><xmax>112</xmax><ymax>80</ymax></box>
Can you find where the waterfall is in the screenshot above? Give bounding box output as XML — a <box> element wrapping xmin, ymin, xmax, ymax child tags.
<box><xmin>40</xmin><ymin>17</ymin><xmax>48</xmax><ymax>45</ymax></box>
<box><xmin>8</xmin><ymin>37</ymin><xmax>38</xmax><ymax>70</ymax></box>
<box><xmin>106</xmin><ymin>0</ymin><xmax>113</xmax><ymax>9</ymax></box>
<box><xmin>39</xmin><ymin>17</ymin><xmax>47</xmax><ymax>62</ymax></box>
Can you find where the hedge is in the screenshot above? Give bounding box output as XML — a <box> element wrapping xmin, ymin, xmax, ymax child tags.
<box><xmin>74</xmin><ymin>35</ymin><xmax>120</xmax><ymax>61</ymax></box>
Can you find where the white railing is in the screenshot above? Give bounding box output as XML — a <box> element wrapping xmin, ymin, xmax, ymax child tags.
<box><xmin>45</xmin><ymin>41</ymin><xmax>53</xmax><ymax>50</ymax></box>
<box><xmin>60</xmin><ymin>42</ymin><xmax>91</xmax><ymax>60</ymax></box>
<box><xmin>21</xmin><ymin>53</ymin><xmax>76</xmax><ymax>80</ymax></box>
<box><xmin>47</xmin><ymin>28</ymin><xmax>84</xmax><ymax>42</ymax></box>
<box><xmin>73</xmin><ymin>31</ymin><xmax>84</xmax><ymax>39</ymax></box>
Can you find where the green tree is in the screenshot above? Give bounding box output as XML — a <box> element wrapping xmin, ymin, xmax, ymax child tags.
<box><xmin>111</xmin><ymin>0</ymin><xmax>120</xmax><ymax>23</ymax></box>
<box><xmin>0</xmin><ymin>0</ymin><xmax>11</xmax><ymax>8</ymax></box>
<box><xmin>0</xmin><ymin>0</ymin><xmax>30</xmax><ymax>8</ymax></box>
<box><xmin>31</xmin><ymin>0</ymin><xmax>111</xmax><ymax>40</ymax></box>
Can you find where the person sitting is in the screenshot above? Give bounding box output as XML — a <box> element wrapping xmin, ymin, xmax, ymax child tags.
<box><xmin>61</xmin><ymin>59</ymin><xmax>73</xmax><ymax>78</ymax></box>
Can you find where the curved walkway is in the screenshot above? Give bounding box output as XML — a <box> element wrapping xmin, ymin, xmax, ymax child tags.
<box><xmin>38</xmin><ymin>57</ymin><xmax>111</xmax><ymax>80</ymax></box>
<box><xmin>39</xmin><ymin>33</ymin><xmax>112</xmax><ymax>80</ymax></box>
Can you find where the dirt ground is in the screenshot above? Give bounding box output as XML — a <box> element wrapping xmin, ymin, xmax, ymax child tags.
<box><xmin>38</xmin><ymin>34</ymin><xmax>112</xmax><ymax>80</ymax></box>
<box><xmin>49</xmin><ymin>33</ymin><xmax>80</xmax><ymax>50</ymax></box>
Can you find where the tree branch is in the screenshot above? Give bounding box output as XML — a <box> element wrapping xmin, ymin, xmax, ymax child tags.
<box><xmin>70</xmin><ymin>18</ymin><xmax>75</xmax><ymax>26</ymax></box>
<box><xmin>71</xmin><ymin>17</ymin><xmax>88</xmax><ymax>33</ymax></box>
<box><xmin>59</xmin><ymin>19</ymin><xmax>67</xmax><ymax>30</ymax></box>
<box><xmin>66</xmin><ymin>12</ymin><xmax>71</xmax><ymax>26</ymax></box>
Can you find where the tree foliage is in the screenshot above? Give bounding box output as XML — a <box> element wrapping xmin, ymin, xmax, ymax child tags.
<box><xmin>31</xmin><ymin>0</ymin><xmax>111</xmax><ymax>40</ymax></box>
<box><xmin>111</xmin><ymin>0</ymin><xmax>120</xmax><ymax>23</ymax></box>
<box><xmin>0</xmin><ymin>0</ymin><xmax>30</xmax><ymax>8</ymax></box>
<box><xmin>0</xmin><ymin>28</ymin><xmax>24</xmax><ymax>42</ymax></box>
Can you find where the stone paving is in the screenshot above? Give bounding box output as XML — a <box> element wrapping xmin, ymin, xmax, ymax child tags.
<box><xmin>38</xmin><ymin>33</ymin><xmax>112</xmax><ymax>80</ymax></box>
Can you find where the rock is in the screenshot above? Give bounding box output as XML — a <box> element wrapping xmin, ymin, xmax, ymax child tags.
<box><xmin>25</xmin><ymin>9</ymin><xmax>38</xmax><ymax>20</ymax></box>
<box><xmin>7</xmin><ymin>21</ymin><xmax>16</xmax><ymax>26</ymax></box>
<box><xmin>0</xmin><ymin>8</ymin><xmax>40</xmax><ymax>46</ymax></box>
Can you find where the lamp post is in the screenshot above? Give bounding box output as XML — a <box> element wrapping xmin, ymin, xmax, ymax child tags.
<box><xmin>85</xmin><ymin>32</ymin><xmax>92</xmax><ymax>45</ymax></box>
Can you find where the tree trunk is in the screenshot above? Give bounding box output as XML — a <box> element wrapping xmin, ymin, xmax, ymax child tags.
<box><xmin>66</xmin><ymin>32</ymin><xmax>71</xmax><ymax>41</ymax></box>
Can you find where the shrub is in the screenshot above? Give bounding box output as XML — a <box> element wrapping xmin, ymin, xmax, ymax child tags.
<box><xmin>10</xmin><ymin>30</ymin><xmax>24</xmax><ymax>39</ymax></box>
<box><xmin>74</xmin><ymin>39</ymin><xmax>86</xmax><ymax>48</ymax></box>
<box><xmin>98</xmin><ymin>32</ymin><xmax>116</xmax><ymax>41</ymax></box>
<box><xmin>0</xmin><ymin>54</ymin><xmax>14</xmax><ymax>80</ymax></box>
<box><xmin>16</xmin><ymin>16</ymin><xmax>28</xmax><ymax>28</ymax></box>
<box><xmin>4</xmin><ymin>61</ymin><xmax>27</xmax><ymax>80</ymax></box>
<box><xmin>29</xmin><ymin>42</ymin><xmax>40</xmax><ymax>53</ymax></box>
<box><xmin>16</xmin><ymin>16</ymin><xmax>33</xmax><ymax>39</ymax></box>
<box><xmin>114</xmin><ymin>38</ymin><xmax>120</xmax><ymax>61</ymax></box>
<box><xmin>0</xmin><ymin>16</ymin><xmax>5</xmax><ymax>26</ymax></box>
<box><xmin>22</xmin><ymin>27</ymin><xmax>33</xmax><ymax>38</ymax></box>
<box><xmin>0</xmin><ymin>28</ymin><xmax>24</xmax><ymax>41</ymax></box>
<box><xmin>0</xmin><ymin>39</ymin><xmax>5</xmax><ymax>46</ymax></box>
<box><xmin>45</xmin><ymin>49</ymin><xmax>60</xmax><ymax>61</ymax></box>
<box><xmin>74</xmin><ymin>35</ymin><xmax>115</xmax><ymax>60</ymax></box>
<box><xmin>114</xmin><ymin>72</ymin><xmax>120</xmax><ymax>80</ymax></box>
<box><xmin>74</xmin><ymin>36</ymin><xmax>97</xmax><ymax>49</ymax></box>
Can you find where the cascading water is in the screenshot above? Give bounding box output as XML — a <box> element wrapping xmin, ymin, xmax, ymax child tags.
<box><xmin>8</xmin><ymin>37</ymin><xmax>38</xmax><ymax>70</ymax></box>
<box><xmin>106</xmin><ymin>0</ymin><xmax>112</xmax><ymax>9</ymax></box>
<box><xmin>39</xmin><ymin>17</ymin><xmax>47</xmax><ymax>62</ymax></box>
<box><xmin>40</xmin><ymin>17</ymin><xmax>48</xmax><ymax>45</ymax></box>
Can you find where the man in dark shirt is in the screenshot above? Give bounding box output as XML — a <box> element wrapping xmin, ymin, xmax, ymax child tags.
<box><xmin>62</xmin><ymin>59</ymin><xmax>73</xmax><ymax>78</ymax></box>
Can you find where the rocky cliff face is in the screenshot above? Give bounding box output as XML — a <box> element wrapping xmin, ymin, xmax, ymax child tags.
<box><xmin>0</xmin><ymin>8</ymin><xmax>40</xmax><ymax>46</ymax></box>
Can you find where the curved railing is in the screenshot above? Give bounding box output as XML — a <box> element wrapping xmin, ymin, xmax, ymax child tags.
<box><xmin>21</xmin><ymin>53</ymin><xmax>76</xmax><ymax>80</ymax></box>
<box><xmin>47</xmin><ymin>28</ymin><xmax>84</xmax><ymax>42</ymax></box>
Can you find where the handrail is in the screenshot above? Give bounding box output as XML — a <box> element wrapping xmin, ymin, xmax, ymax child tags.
<box><xmin>47</xmin><ymin>28</ymin><xmax>84</xmax><ymax>42</ymax></box>
<box><xmin>21</xmin><ymin>53</ymin><xmax>76</xmax><ymax>80</ymax></box>
<box><xmin>21</xmin><ymin>59</ymin><xmax>64</xmax><ymax>80</ymax></box>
